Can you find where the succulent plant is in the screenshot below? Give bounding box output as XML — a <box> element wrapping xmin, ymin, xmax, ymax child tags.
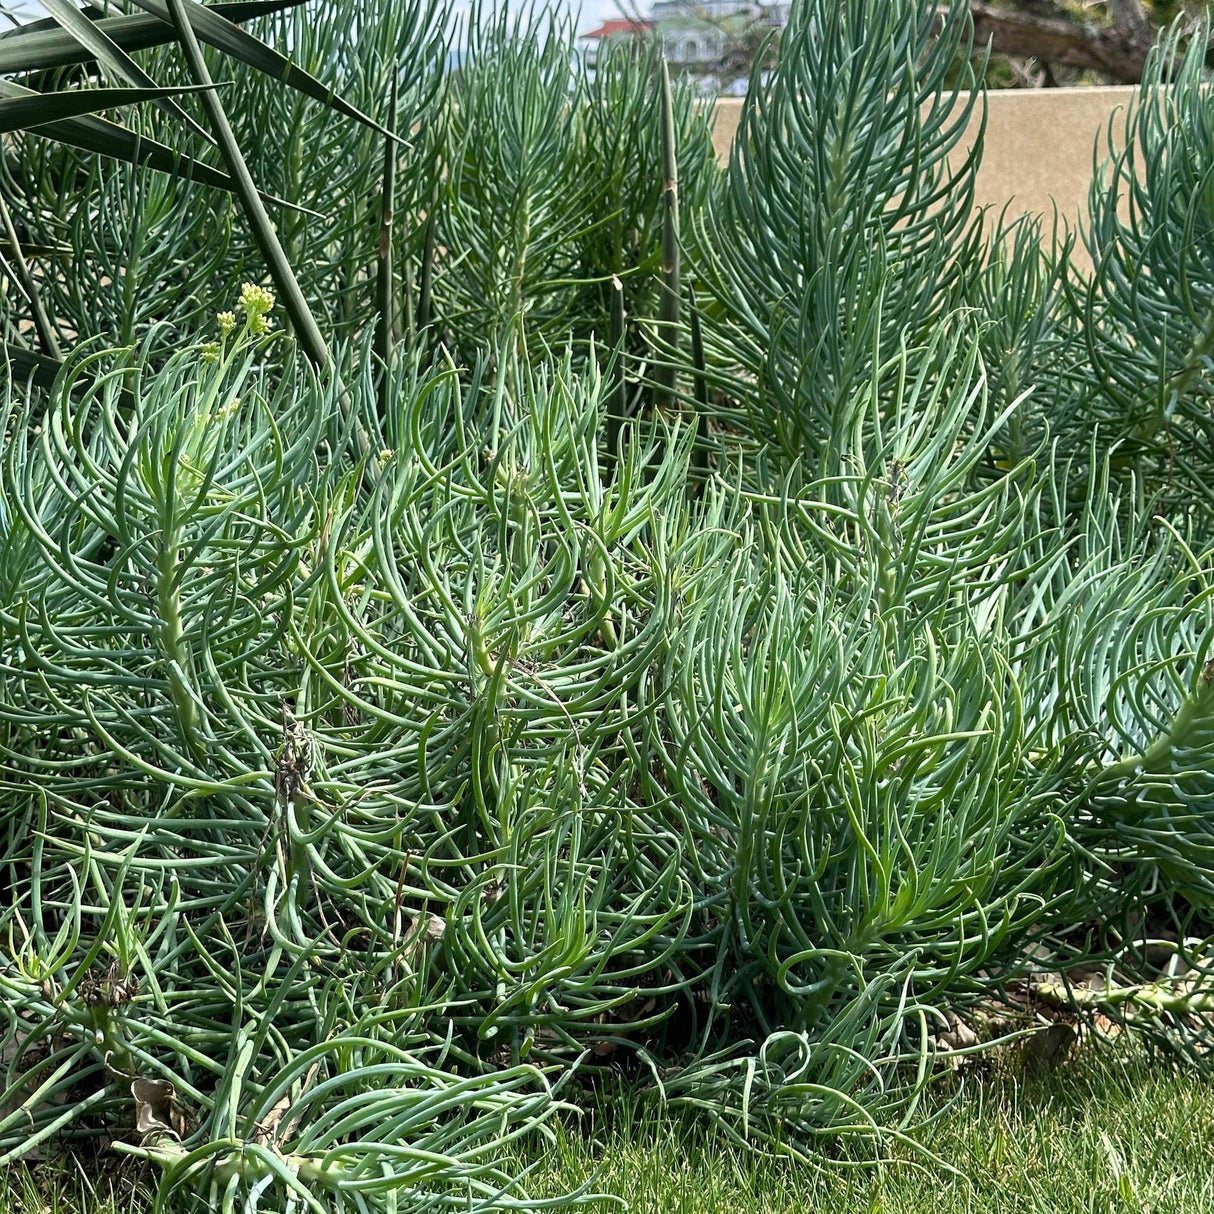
<box><xmin>3</xmin><ymin>2</ymin><xmax>1214</xmax><ymax>1211</ymax></box>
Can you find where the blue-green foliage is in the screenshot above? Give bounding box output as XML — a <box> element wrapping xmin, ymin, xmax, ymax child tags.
<box><xmin>2</xmin><ymin>3</ymin><xmax>1214</xmax><ymax>1212</ymax></box>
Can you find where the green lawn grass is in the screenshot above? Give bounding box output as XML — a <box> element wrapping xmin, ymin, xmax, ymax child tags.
<box><xmin>6</xmin><ymin>1053</ymin><xmax>1213</xmax><ymax>1214</ymax></box>
<box><xmin>510</xmin><ymin>1054</ymin><xmax>1214</xmax><ymax>1214</ymax></box>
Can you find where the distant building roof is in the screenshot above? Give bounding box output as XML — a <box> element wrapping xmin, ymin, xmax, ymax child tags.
<box><xmin>581</xmin><ymin>19</ymin><xmax>652</xmax><ymax>39</ymax></box>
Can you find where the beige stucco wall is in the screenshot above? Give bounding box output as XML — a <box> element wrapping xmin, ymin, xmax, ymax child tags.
<box><xmin>712</xmin><ymin>86</ymin><xmax>1135</xmax><ymax>235</ymax></box>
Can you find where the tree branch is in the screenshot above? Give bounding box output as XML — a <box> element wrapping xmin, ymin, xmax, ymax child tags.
<box><xmin>1108</xmin><ymin>0</ymin><xmax>1153</xmax><ymax>40</ymax></box>
<box><xmin>967</xmin><ymin>1</ymin><xmax>1158</xmax><ymax>84</ymax></box>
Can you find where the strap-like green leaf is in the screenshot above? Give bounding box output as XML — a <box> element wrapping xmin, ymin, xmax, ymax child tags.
<box><xmin>40</xmin><ymin>0</ymin><xmax>215</xmax><ymax>144</ymax></box>
<box><xmin>1</xmin><ymin>341</ymin><xmax>138</xmax><ymax>406</ymax></box>
<box><xmin>160</xmin><ymin>0</ymin><xmax>331</xmax><ymax>368</ymax></box>
<box><xmin>0</xmin><ymin>193</ymin><xmax>60</xmax><ymax>358</ymax></box>
<box><xmin>127</xmin><ymin>0</ymin><xmax>400</xmax><ymax>141</ymax></box>
<box><xmin>1</xmin><ymin>82</ymin><xmax>217</xmax><ymax>134</ymax></box>
<box><xmin>375</xmin><ymin>77</ymin><xmax>399</xmax><ymax>396</ymax></box>
<box><xmin>1</xmin><ymin>343</ymin><xmax>62</xmax><ymax>390</ymax></box>
<box><xmin>0</xmin><ymin>1</ymin><xmax>306</xmax><ymax>73</ymax></box>
<box><xmin>0</xmin><ymin>241</ymin><xmax>73</xmax><ymax>258</ymax></box>
<box><xmin>0</xmin><ymin>80</ymin><xmax>314</xmax><ymax>214</ymax></box>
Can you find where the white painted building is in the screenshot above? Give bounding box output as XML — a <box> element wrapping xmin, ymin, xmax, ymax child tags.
<box><xmin>579</xmin><ymin>3</ymin><xmax>789</xmax><ymax>73</ymax></box>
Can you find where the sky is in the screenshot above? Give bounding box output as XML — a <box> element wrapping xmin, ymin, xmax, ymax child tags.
<box><xmin>10</xmin><ymin>1</ymin><xmax>634</xmax><ymax>36</ymax></box>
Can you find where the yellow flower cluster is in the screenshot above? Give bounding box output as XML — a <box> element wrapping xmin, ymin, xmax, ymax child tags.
<box><xmin>239</xmin><ymin>282</ymin><xmax>275</xmax><ymax>335</ymax></box>
<box><xmin>212</xmin><ymin>284</ymin><xmax>276</xmax><ymax>347</ymax></box>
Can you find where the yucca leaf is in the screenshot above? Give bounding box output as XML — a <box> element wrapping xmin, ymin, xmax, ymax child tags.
<box><xmin>376</xmin><ymin>77</ymin><xmax>398</xmax><ymax>411</ymax></box>
<box><xmin>653</xmin><ymin>56</ymin><xmax>679</xmax><ymax>410</ymax></box>
<box><xmin>39</xmin><ymin>0</ymin><xmax>215</xmax><ymax>144</ymax></box>
<box><xmin>161</xmin><ymin>0</ymin><xmax>329</xmax><ymax>366</ymax></box>
<box><xmin>1</xmin><ymin>342</ymin><xmax>62</xmax><ymax>389</ymax></box>
<box><xmin>0</xmin><ymin>79</ymin><xmax>314</xmax><ymax>214</ymax></box>
<box><xmin>0</xmin><ymin>241</ymin><xmax>73</xmax><ymax>257</ymax></box>
<box><xmin>0</xmin><ymin>1</ymin><xmax>306</xmax><ymax>73</ymax></box>
<box><xmin>0</xmin><ymin>81</ymin><xmax>217</xmax><ymax>133</ymax></box>
<box><xmin>127</xmin><ymin>0</ymin><xmax>401</xmax><ymax>142</ymax></box>
<box><xmin>0</xmin><ymin>0</ymin><xmax>304</xmax><ymax>40</ymax></box>
<box><xmin>0</xmin><ymin>193</ymin><xmax>60</xmax><ymax>357</ymax></box>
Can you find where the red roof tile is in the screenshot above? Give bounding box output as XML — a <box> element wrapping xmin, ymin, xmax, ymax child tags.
<box><xmin>582</xmin><ymin>18</ymin><xmax>651</xmax><ymax>39</ymax></box>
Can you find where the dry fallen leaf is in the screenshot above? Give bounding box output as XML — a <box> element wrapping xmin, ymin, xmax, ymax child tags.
<box><xmin>131</xmin><ymin>1077</ymin><xmax>186</xmax><ymax>1139</ymax></box>
<box><xmin>938</xmin><ymin>1011</ymin><xmax>980</xmax><ymax>1052</ymax></box>
<box><xmin>253</xmin><ymin>1093</ymin><xmax>292</xmax><ymax>1145</ymax></box>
